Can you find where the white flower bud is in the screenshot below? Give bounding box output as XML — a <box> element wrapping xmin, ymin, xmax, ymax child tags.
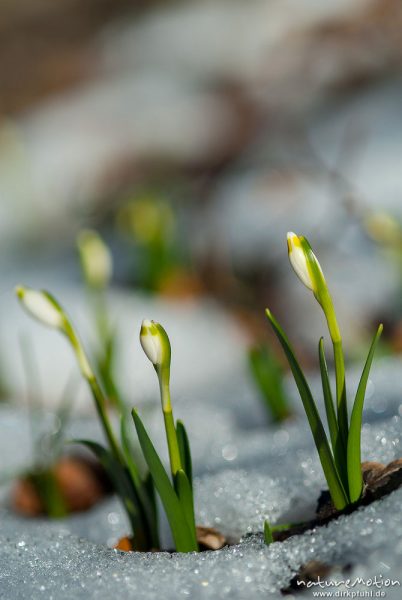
<box><xmin>16</xmin><ymin>286</ymin><xmax>95</xmax><ymax>380</ymax></box>
<box><xmin>16</xmin><ymin>286</ymin><xmax>65</xmax><ymax>330</ymax></box>
<box><xmin>287</xmin><ymin>232</ymin><xmax>314</xmax><ymax>290</ymax></box>
<box><xmin>77</xmin><ymin>230</ymin><xmax>112</xmax><ymax>289</ymax></box>
<box><xmin>287</xmin><ymin>231</ymin><xmax>325</xmax><ymax>294</ymax></box>
<box><xmin>140</xmin><ymin>319</ymin><xmax>171</xmax><ymax>370</ymax></box>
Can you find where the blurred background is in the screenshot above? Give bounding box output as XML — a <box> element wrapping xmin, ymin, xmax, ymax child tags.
<box><xmin>1</xmin><ymin>0</ymin><xmax>402</xmax><ymax>412</ymax></box>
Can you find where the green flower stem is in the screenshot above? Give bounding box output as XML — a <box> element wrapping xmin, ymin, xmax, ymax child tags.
<box><xmin>318</xmin><ymin>338</ymin><xmax>348</xmax><ymax>492</ymax></box>
<box><xmin>163</xmin><ymin>407</ymin><xmax>182</xmax><ymax>477</ymax></box>
<box><xmin>319</xmin><ymin>289</ymin><xmax>348</xmax><ymax>449</ymax></box>
<box><xmin>87</xmin><ymin>375</ymin><xmax>124</xmax><ymax>465</ymax></box>
<box><xmin>64</xmin><ymin>321</ymin><xmax>124</xmax><ymax>465</ymax></box>
<box><xmin>302</xmin><ymin>237</ymin><xmax>349</xmax><ymax>449</ymax></box>
<box><xmin>158</xmin><ymin>368</ymin><xmax>183</xmax><ymax>478</ymax></box>
<box><xmin>91</xmin><ymin>291</ymin><xmax>124</xmax><ymax>413</ymax></box>
<box><xmin>333</xmin><ymin>340</ymin><xmax>348</xmax><ymax>440</ymax></box>
<box><xmin>92</xmin><ymin>291</ymin><xmax>109</xmax><ymax>342</ymax></box>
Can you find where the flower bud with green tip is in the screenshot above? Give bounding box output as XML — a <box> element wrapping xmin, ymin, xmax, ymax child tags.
<box><xmin>140</xmin><ymin>319</ymin><xmax>180</xmax><ymax>475</ymax></box>
<box><xmin>287</xmin><ymin>231</ymin><xmax>322</xmax><ymax>293</ymax></box>
<box><xmin>287</xmin><ymin>232</ymin><xmax>340</xmax><ymax>343</ymax></box>
<box><xmin>15</xmin><ymin>286</ymin><xmax>65</xmax><ymax>330</ymax></box>
<box><xmin>77</xmin><ymin>229</ymin><xmax>112</xmax><ymax>290</ymax></box>
<box><xmin>287</xmin><ymin>232</ymin><xmax>338</xmax><ymax>338</ymax></box>
<box><xmin>140</xmin><ymin>319</ymin><xmax>172</xmax><ymax>410</ymax></box>
<box><xmin>16</xmin><ymin>286</ymin><xmax>93</xmax><ymax>380</ymax></box>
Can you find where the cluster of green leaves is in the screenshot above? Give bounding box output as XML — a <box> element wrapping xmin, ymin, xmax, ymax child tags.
<box><xmin>266</xmin><ymin>311</ymin><xmax>382</xmax><ymax>509</ymax></box>
<box><xmin>264</xmin><ymin>234</ymin><xmax>383</xmax><ymax>511</ymax></box>
<box><xmin>248</xmin><ymin>344</ymin><xmax>291</xmax><ymax>423</ymax></box>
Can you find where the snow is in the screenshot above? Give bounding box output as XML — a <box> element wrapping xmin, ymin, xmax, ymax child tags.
<box><xmin>0</xmin><ymin>354</ymin><xmax>401</xmax><ymax>598</ymax></box>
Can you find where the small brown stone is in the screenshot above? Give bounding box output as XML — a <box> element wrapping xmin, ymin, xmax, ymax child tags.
<box><xmin>115</xmin><ymin>536</ymin><xmax>134</xmax><ymax>552</ymax></box>
<box><xmin>196</xmin><ymin>526</ymin><xmax>227</xmax><ymax>551</ymax></box>
<box><xmin>11</xmin><ymin>455</ymin><xmax>111</xmax><ymax>517</ymax></box>
<box><xmin>54</xmin><ymin>457</ymin><xmax>107</xmax><ymax>512</ymax></box>
<box><xmin>12</xmin><ymin>478</ymin><xmax>43</xmax><ymax>517</ymax></box>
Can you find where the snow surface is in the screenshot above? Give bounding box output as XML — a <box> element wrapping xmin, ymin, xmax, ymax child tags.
<box><xmin>0</xmin><ymin>353</ymin><xmax>401</xmax><ymax>599</ymax></box>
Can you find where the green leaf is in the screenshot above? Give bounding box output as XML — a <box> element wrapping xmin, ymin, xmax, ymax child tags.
<box><xmin>132</xmin><ymin>409</ymin><xmax>198</xmax><ymax>552</ymax></box>
<box><xmin>120</xmin><ymin>416</ymin><xmax>160</xmax><ymax>548</ymax></box>
<box><xmin>175</xmin><ymin>469</ymin><xmax>198</xmax><ymax>550</ymax></box>
<box><xmin>318</xmin><ymin>338</ymin><xmax>338</xmax><ymax>451</ymax></box>
<box><xmin>144</xmin><ymin>471</ymin><xmax>157</xmax><ymax>521</ymax></box>
<box><xmin>176</xmin><ymin>420</ymin><xmax>193</xmax><ymax>487</ymax></box>
<box><xmin>347</xmin><ymin>324</ymin><xmax>383</xmax><ymax>503</ymax></box>
<box><xmin>248</xmin><ymin>345</ymin><xmax>290</xmax><ymax>422</ymax></box>
<box><xmin>120</xmin><ymin>415</ymin><xmax>143</xmax><ymax>490</ymax></box>
<box><xmin>318</xmin><ymin>338</ymin><xmax>347</xmax><ymax>492</ymax></box>
<box><xmin>74</xmin><ymin>439</ymin><xmax>124</xmax><ymax>490</ymax></box>
<box><xmin>265</xmin><ymin>309</ymin><xmax>348</xmax><ymax>510</ymax></box>
<box><xmin>96</xmin><ymin>323</ymin><xmax>125</xmax><ymax>413</ymax></box>
<box><xmin>263</xmin><ymin>520</ymin><xmax>273</xmax><ymax>546</ymax></box>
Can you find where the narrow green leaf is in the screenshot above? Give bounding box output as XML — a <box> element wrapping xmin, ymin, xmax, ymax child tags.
<box><xmin>144</xmin><ymin>471</ymin><xmax>157</xmax><ymax>520</ymax></box>
<box><xmin>248</xmin><ymin>345</ymin><xmax>290</xmax><ymax>422</ymax></box>
<box><xmin>265</xmin><ymin>309</ymin><xmax>348</xmax><ymax>510</ymax></box>
<box><xmin>176</xmin><ymin>420</ymin><xmax>193</xmax><ymax>487</ymax></box>
<box><xmin>175</xmin><ymin>469</ymin><xmax>198</xmax><ymax>550</ymax></box>
<box><xmin>347</xmin><ymin>324</ymin><xmax>383</xmax><ymax>503</ymax></box>
<box><xmin>263</xmin><ymin>520</ymin><xmax>273</xmax><ymax>546</ymax></box>
<box><xmin>163</xmin><ymin>408</ymin><xmax>182</xmax><ymax>478</ymax></box>
<box><xmin>318</xmin><ymin>338</ymin><xmax>338</xmax><ymax>452</ymax></box>
<box><xmin>318</xmin><ymin>338</ymin><xmax>348</xmax><ymax>492</ymax></box>
<box><xmin>333</xmin><ymin>339</ymin><xmax>348</xmax><ymax>449</ymax></box>
<box><xmin>74</xmin><ymin>439</ymin><xmax>125</xmax><ymax>491</ymax></box>
<box><xmin>132</xmin><ymin>409</ymin><xmax>198</xmax><ymax>552</ymax></box>
<box><xmin>120</xmin><ymin>416</ymin><xmax>160</xmax><ymax>548</ymax></box>
<box><xmin>120</xmin><ymin>416</ymin><xmax>143</xmax><ymax>490</ymax></box>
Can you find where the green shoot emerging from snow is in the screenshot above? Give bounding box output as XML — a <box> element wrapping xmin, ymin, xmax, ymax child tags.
<box><xmin>117</xmin><ymin>196</ymin><xmax>185</xmax><ymax>293</ymax></box>
<box><xmin>77</xmin><ymin>229</ymin><xmax>122</xmax><ymax>411</ymax></box>
<box><xmin>137</xmin><ymin>319</ymin><xmax>198</xmax><ymax>551</ymax></box>
<box><xmin>248</xmin><ymin>344</ymin><xmax>291</xmax><ymax>423</ymax></box>
<box><xmin>16</xmin><ymin>286</ymin><xmax>198</xmax><ymax>552</ymax></box>
<box><xmin>265</xmin><ymin>233</ymin><xmax>383</xmax><ymax>510</ymax></box>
